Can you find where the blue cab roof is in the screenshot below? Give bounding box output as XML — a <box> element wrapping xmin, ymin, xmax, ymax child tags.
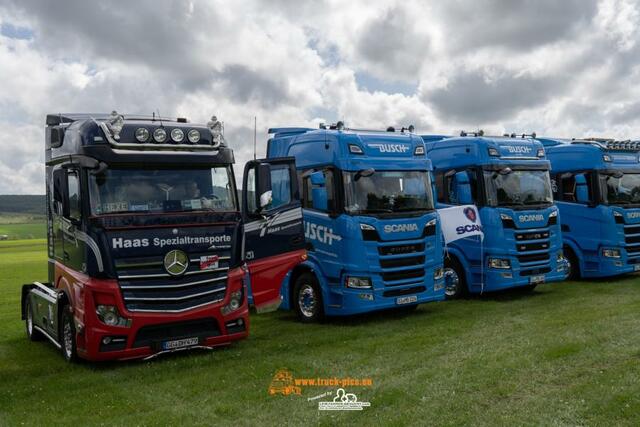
<box><xmin>267</xmin><ymin>127</ymin><xmax>431</xmax><ymax>171</ymax></box>
<box><xmin>538</xmin><ymin>137</ymin><xmax>640</xmax><ymax>171</ymax></box>
<box><xmin>421</xmin><ymin>134</ymin><xmax>549</xmax><ymax>170</ymax></box>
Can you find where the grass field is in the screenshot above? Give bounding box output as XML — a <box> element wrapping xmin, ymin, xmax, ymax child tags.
<box><xmin>0</xmin><ymin>217</ymin><xmax>46</xmax><ymax>240</ymax></box>
<box><xmin>1</xmin><ymin>240</ymin><xmax>640</xmax><ymax>426</ymax></box>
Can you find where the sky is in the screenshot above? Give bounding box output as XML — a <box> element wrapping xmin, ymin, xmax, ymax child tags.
<box><xmin>1</xmin><ymin>0</ymin><xmax>640</xmax><ymax>194</ymax></box>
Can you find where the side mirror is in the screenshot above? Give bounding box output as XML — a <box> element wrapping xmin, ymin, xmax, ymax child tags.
<box><xmin>310</xmin><ymin>171</ymin><xmax>328</xmax><ymax>211</ymax></box>
<box><xmin>454</xmin><ymin>171</ymin><xmax>473</xmax><ymax>205</ymax></box>
<box><xmin>575</xmin><ymin>173</ymin><xmax>589</xmax><ymax>204</ymax></box>
<box><xmin>256</xmin><ymin>163</ymin><xmax>273</xmax><ymax>212</ymax></box>
<box><xmin>49</xmin><ymin>127</ymin><xmax>65</xmax><ymax>148</ymax></box>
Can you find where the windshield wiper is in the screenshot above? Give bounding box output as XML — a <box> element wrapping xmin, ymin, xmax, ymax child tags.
<box><xmin>361</xmin><ymin>208</ymin><xmax>394</xmax><ymax>213</ymax></box>
<box><xmin>393</xmin><ymin>207</ymin><xmax>433</xmax><ymax>212</ymax></box>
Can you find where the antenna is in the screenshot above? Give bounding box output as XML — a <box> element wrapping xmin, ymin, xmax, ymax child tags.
<box><xmin>156</xmin><ymin>109</ymin><xmax>163</xmax><ymax>127</ymax></box>
<box><xmin>253</xmin><ymin>116</ymin><xmax>257</xmax><ymax>160</ymax></box>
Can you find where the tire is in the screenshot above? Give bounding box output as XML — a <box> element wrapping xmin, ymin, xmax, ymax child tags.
<box><xmin>293</xmin><ymin>273</ymin><xmax>324</xmax><ymax>323</ymax></box>
<box><xmin>444</xmin><ymin>257</ymin><xmax>467</xmax><ymax>299</ymax></box>
<box><xmin>25</xmin><ymin>299</ymin><xmax>44</xmax><ymax>341</ymax></box>
<box><xmin>564</xmin><ymin>247</ymin><xmax>580</xmax><ymax>280</ymax></box>
<box><xmin>60</xmin><ymin>305</ymin><xmax>78</xmax><ymax>363</ymax></box>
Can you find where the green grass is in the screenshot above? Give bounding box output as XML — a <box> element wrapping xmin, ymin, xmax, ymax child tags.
<box><xmin>0</xmin><ymin>221</ymin><xmax>46</xmax><ymax>240</ymax></box>
<box><xmin>1</xmin><ymin>240</ymin><xmax>640</xmax><ymax>425</ymax></box>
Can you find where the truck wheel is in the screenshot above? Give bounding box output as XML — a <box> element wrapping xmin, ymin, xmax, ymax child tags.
<box><xmin>25</xmin><ymin>299</ymin><xmax>43</xmax><ymax>341</ymax></box>
<box><xmin>60</xmin><ymin>306</ymin><xmax>78</xmax><ymax>362</ymax></box>
<box><xmin>444</xmin><ymin>258</ymin><xmax>467</xmax><ymax>299</ymax></box>
<box><xmin>293</xmin><ymin>273</ymin><xmax>324</xmax><ymax>323</ymax></box>
<box><xmin>564</xmin><ymin>247</ymin><xmax>580</xmax><ymax>280</ymax></box>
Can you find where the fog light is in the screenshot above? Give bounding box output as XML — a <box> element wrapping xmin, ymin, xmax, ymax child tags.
<box><xmin>488</xmin><ymin>258</ymin><xmax>511</xmax><ymax>269</ymax></box>
<box><xmin>221</xmin><ymin>290</ymin><xmax>243</xmax><ymax>315</ymax></box>
<box><xmin>345</xmin><ymin>276</ymin><xmax>372</xmax><ymax>289</ymax></box>
<box><xmin>102</xmin><ymin>337</ymin><xmax>112</xmax><ymax>345</ymax></box>
<box><xmin>187</xmin><ymin>129</ymin><xmax>201</xmax><ymax>143</ymax></box>
<box><xmin>135</xmin><ymin>127</ymin><xmax>149</xmax><ymax>142</ymax></box>
<box><xmin>171</xmin><ymin>128</ymin><xmax>185</xmax><ymax>142</ymax></box>
<box><xmin>96</xmin><ymin>305</ymin><xmax>131</xmax><ymax>328</ymax></box>
<box><xmin>602</xmin><ymin>248</ymin><xmax>621</xmax><ymax>258</ymax></box>
<box><xmin>153</xmin><ymin>127</ymin><xmax>167</xmax><ymax>143</ymax></box>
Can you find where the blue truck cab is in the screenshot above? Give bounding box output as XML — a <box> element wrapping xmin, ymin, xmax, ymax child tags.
<box><xmin>539</xmin><ymin>138</ymin><xmax>640</xmax><ymax>278</ymax></box>
<box><xmin>423</xmin><ymin>132</ymin><xmax>567</xmax><ymax>297</ymax></box>
<box><xmin>266</xmin><ymin>123</ymin><xmax>445</xmax><ymax>321</ymax></box>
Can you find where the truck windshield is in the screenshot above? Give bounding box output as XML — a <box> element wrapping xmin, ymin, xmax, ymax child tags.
<box><xmin>344</xmin><ymin>170</ymin><xmax>434</xmax><ymax>215</ymax></box>
<box><xmin>89</xmin><ymin>167</ymin><xmax>237</xmax><ymax>215</ymax></box>
<box><xmin>600</xmin><ymin>172</ymin><xmax>640</xmax><ymax>205</ymax></box>
<box><xmin>483</xmin><ymin>169</ymin><xmax>552</xmax><ymax>207</ymax></box>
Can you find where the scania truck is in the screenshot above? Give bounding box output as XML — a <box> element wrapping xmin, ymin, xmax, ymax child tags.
<box><xmin>539</xmin><ymin>137</ymin><xmax>640</xmax><ymax>278</ymax></box>
<box><xmin>21</xmin><ymin>112</ymin><xmax>305</xmax><ymax>361</ymax></box>
<box><xmin>264</xmin><ymin>123</ymin><xmax>445</xmax><ymax>322</ymax></box>
<box><xmin>423</xmin><ymin>132</ymin><xmax>567</xmax><ymax>298</ymax></box>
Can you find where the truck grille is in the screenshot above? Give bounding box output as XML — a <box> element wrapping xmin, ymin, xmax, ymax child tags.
<box><xmin>377</xmin><ymin>241</ymin><xmax>427</xmax><ymax>286</ymax></box>
<box><xmin>115</xmin><ymin>250</ymin><xmax>231</xmax><ymax>312</ymax></box>
<box><xmin>514</xmin><ymin>227</ymin><xmax>551</xmax><ymax>272</ymax></box>
<box><xmin>624</xmin><ymin>224</ymin><xmax>640</xmax><ymax>259</ymax></box>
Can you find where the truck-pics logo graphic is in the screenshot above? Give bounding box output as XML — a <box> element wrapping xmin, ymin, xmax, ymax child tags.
<box><xmin>268</xmin><ymin>369</ymin><xmax>302</xmax><ymax>396</ymax></box>
<box><xmin>318</xmin><ymin>389</ymin><xmax>371</xmax><ymax>411</ymax></box>
<box><xmin>368</xmin><ymin>143</ymin><xmax>410</xmax><ymax>153</ymax></box>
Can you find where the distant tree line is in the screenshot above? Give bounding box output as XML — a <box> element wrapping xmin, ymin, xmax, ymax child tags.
<box><xmin>0</xmin><ymin>195</ymin><xmax>45</xmax><ymax>215</ymax></box>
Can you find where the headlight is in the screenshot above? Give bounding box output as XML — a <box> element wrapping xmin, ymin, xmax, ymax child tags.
<box><xmin>537</xmin><ymin>148</ymin><xmax>545</xmax><ymax>157</ymax></box>
<box><xmin>360</xmin><ymin>223</ymin><xmax>375</xmax><ymax>231</ymax></box>
<box><xmin>488</xmin><ymin>147</ymin><xmax>500</xmax><ymax>157</ymax></box>
<box><xmin>345</xmin><ymin>276</ymin><xmax>372</xmax><ymax>289</ymax></box>
<box><xmin>549</xmin><ymin>210</ymin><xmax>558</xmax><ymax>218</ymax></box>
<box><xmin>414</xmin><ymin>146</ymin><xmax>425</xmax><ymax>155</ymax></box>
<box><xmin>153</xmin><ymin>128</ymin><xmax>167</xmax><ymax>143</ymax></box>
<box><xmin>96</xmin><ymin>305</ymin><xmax>131</xmax><ymax>327</ymax></box>
<box><xmin>500</xmin><ymin>213</ymin><xmax>512</xmax><ymax>220</ymax></box>
<box><xmin>602</xmin><ymin>248</ymin><xmax>621</xmax><ymax>258</ymax></box>
<box><xmin>187</xmin><ymin>129</ymin><xmax>201</xmax><ymax>143</ymax></box>
<box><xmin>135</xmin><ymin>127</ymin><xmax>149</xmax><ymax>142</ymax></box>
<box><xmin>434</xmin><ymin>267</ymin><xmax>443</xmax><ymax>280</ymax></box>
<box><xmin>426</xmin><ymin>218</ymin><xmax>437</xmax><ymax>227</ymax></box>
<box><xmin>221</xmin><ymin>289</ymin><xmax>244</xmax><ymax>315</ymax></box>
<box><xmin>488</xmin><ymin>258</ymin><xmax>511</xmax><ymax>269</ymax></box>
<box><xmin>170</xmin><ymin>128</ymin><xmax>185</xmax><ymax>142</ymax></box>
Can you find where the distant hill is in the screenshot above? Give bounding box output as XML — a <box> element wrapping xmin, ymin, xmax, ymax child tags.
<box><xmin>0</xmin><ymin>195</ymin><xmax>46</xmax><ymax>215</ymax></box>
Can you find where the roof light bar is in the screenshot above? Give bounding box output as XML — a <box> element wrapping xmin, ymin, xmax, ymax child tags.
<box><xmin>460</xmin><ymin>130</ymin><xmax>484</xmax><ymax>137</ymax></box>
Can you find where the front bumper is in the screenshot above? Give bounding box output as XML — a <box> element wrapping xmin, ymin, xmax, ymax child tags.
<box><xmin>77</xmin><ymin>267</ymin><xmax>249</xmax><ymax>362</ymax></box>
<box><xmin>324</xmin><ymin>266</ymin><xmax>445</xmax><ymax>316</ymax></box>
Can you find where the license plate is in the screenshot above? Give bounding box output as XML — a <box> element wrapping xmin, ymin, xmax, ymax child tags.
<box><xmin>161</xmin><ymin>337</ymin><xmax>199</xmax><ymax>351</ymax></box>
<box><xmin>530</xmin><ymin>274</ymin><xmax>545</xmax><ymax>284</ymax></box>
<box><xmin>634</xmin><ymin>264</ymin><xmax>640</xmax><ymax>272</ymax></box>
<box><xmin>396</xmin><ymin>295</ymin><xmax>418</xmax><ymax>305</ymax></box>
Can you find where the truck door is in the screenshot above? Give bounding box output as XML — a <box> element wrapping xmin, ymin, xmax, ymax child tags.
<box><xmin>242</xmin><ymin>158</ymin><xmax>305</xmax><ymax>312</ymax></box>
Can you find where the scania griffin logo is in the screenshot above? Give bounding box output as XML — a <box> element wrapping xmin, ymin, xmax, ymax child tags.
<box><xmin>164</xmin><ymin>249</ymin><xmax>189</xmax><ymax>276</ymax></box>
<box><xmin>463</xmin><ymin>207</ymin><xmax>477</xmax><ymax>223</ymax></box>
<box><xmin>519</xmin><ymin>214</ymin><xmax>544</xmax><ymax>222</ymax></box>
<box><xmin>384</xmin><ymin>224</ymin><xmax>418</xmax><ymax>233</ymax></box>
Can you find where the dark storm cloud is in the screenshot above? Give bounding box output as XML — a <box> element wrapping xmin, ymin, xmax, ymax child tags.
<box><xmin>435</xmin><ymin>0</ymin><xmax>599</xmax><ymax>51</ymax></box>
<box><xmin>426</xmin><ymin>70</ymin><xmax>570</xmax><ymax>123</ymax></box>
<box><xmin>3</xmin><ymin>0</ymin><xmax>220</xmax><ymax>90</ymax></box>
<box><xmin>213</xmin><ymin>65</ymin><xmax>291</xmax><ymax>108</ymax></box>
<box><xmin>356</xmin><ymin>6</ymin><xmax>430</xmax><ymax>79</ymax></box>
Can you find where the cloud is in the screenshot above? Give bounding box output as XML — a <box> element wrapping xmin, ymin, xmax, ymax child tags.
<box><xmin>2</xmin><ymin>0</ymin><xmax>640</xmax><ymax>194</ymax></box>
<box><xmin>425</xmin><ymin>68</ymin><xmax>570</xmax><ymax>124</ymax></box>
